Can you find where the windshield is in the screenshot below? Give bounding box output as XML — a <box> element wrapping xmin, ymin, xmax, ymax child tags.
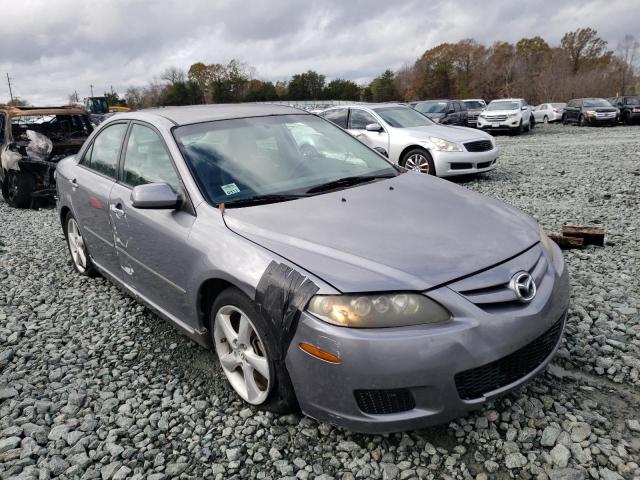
<box><xmin>551</xmin><ymin>103</ymin><xmax>566</xmax><ymax>108</ymax></box>
<box><xmin>583</xmin><ymin>99</ymin><xmax>612</xmax><ymax>108</ymax></box>
<box><xmin>487</xmin><ymin>101</ymin><xmax>520</xmax><ymax>111</ymax></box>
<box><xmin>174</xmin><ymin>114</ymin><xmax>397</xmax><ymax>206</ymax></box>
<box><xmin>625</xmin><ymin>97</ymin><xmax>640</xmax><ymax>105</ymax></box>
<box><xmin>463</xmin><ymin>100</ymin><xmax>485</xmax><ymax>109</ymax></box>
<box><xmin>373</xmin><ymin>106</ymin><xmax>434</xmax><ymax>128</ymax></box>
<box><xmin>415</xmin><ymin>101</ymin><xmax>447</xmax><ymax>114</ymax></box>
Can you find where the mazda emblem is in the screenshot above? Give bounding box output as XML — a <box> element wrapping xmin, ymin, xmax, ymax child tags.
<box><xmin>509</xmin><ymin>272</ymin><xmax>536</xmax><ymax>302</ymax></box>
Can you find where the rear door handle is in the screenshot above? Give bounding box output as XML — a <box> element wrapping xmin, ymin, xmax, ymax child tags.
<box><xmin>109</xmin><ymin>203</ymin><xmax>125</xmax><ymax>218</ymax></box>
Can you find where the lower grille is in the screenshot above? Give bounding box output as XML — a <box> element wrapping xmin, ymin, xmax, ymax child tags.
<box><xmin>454</xmin><ymin>318</ymin><xmax>564</xmax><ymax>400</ymax></box>
<box><xmin>451</xmin><ymin>162</ymin><xmax>472</xmax><ymax>170</ymax></box>
<box><xmin>355</xmin><ymin>388</ymin><xmax>415</xmax><ymax>415</ymax></box>
<box><xmin>477</xmin><ymin>161</ymin><xmax>492</xmax><ymax>168</ymax></box>
<box><xmin>464</xmin><ymin>140</ymin><xmax>493</xmax><ymax>152</ymax></box>
<box><xmin>485</xmin><ymin>115</ymin><xmax>507</xmax><ymax>121</ymax></box>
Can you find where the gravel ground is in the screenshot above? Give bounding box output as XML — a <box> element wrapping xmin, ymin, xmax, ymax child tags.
<box><xmin>1</xmin><ymin>123</ymin><xmax>639</xmax><ymax>480</ymax></box>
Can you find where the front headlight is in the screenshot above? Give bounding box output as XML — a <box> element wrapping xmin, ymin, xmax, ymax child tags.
<box><xmin>507</xmin><ymin>112</ymin><xmax>518</xmax><ymax>118</ymax></box>
<box><xmin>429</xmin><ymin>137</ymin><xmax>462</xmax><ymax>152</ymax></box>
<box><xmin>539</xmin><ymin>225</ymin><xmax>555</xmax><ymax>261</ymax></box>
<box><xmin>586</xmin><ymin>110</ymin><xmax>596</xmax><ymax>116</ymax></box>
<box><xmin>307</xmin><ymin>293</ymin><xmax>451</xmax><ymax>328</ymax></box>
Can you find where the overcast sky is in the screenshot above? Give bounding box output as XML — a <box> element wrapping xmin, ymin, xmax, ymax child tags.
<box><xmin>2</xmin><ymin>0</ymin><xmax>639</xmax><ymax>105</ymax></box>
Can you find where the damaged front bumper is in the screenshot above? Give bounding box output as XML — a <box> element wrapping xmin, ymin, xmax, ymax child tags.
<box><xmin>285</xmin><ymin>245</ymin><xmax>570</xmax><ymax>434</ymax></box>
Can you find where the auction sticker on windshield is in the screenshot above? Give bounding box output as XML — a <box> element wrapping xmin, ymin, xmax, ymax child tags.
<box><xmin>221</xmin><ymin>183</ymin><xmax>241</xmax><ymax>195</ymax></box>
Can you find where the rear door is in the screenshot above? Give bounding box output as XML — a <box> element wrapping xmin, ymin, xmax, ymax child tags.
<box><xmin>109</xmin><ymin>122</ymin><xmax>196</xmax><ymax>320</ymax></box>
<box><xmin>347</xmin><ymin>108</ymin><xmax>389</xmax><ymax>154</ymax></box>
<box><xmin>70</xmin><ymin>121</ymin><xmax>129</xmax><ymax>277</ymax></box>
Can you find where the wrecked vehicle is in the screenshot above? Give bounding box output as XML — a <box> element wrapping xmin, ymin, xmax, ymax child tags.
<box><xmin>0</xmin><ymin>106</ymin><xmax>93</xmax><ymax>208</ymax></box>
<box><xmin>56</xmin><ymin>105</ymin><xmax>570</xmax><ymax>433</ymax></box>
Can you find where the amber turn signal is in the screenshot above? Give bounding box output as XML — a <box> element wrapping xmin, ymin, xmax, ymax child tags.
<box><xmin>299</xmin><ymin>342</ymin><xmax>341</xmax><ymax>364</ymax></box>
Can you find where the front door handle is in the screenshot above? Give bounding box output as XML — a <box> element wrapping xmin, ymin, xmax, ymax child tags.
<box><xmin>109</xmin><ymin>203</ymin><xmax>125</xmax><ymax>218</ymax></box>
<box><xmin>70</xmin><ymin>178</ymin><xmax>78</xmax><ymax>189</ymax></box>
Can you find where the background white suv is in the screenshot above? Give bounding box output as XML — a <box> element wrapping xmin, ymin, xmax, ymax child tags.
<box><xmin>477</xmin><ymin>98</ymin><xmax>534</xmax><ymax>134</ymax></box>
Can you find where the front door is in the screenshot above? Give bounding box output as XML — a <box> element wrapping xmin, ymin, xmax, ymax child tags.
<box><xmin>70</xmin><ymin>122</ymin><xmax>129</xmax><ymax>277</ymax></box>
<box><xmin>347</xmin><ymin>108</ymin><xmax>389</xmax><ymax>154</ymax></box>
<box><xmin>109</xmin><ymin>122</ymin><xmax>197</xmax><ymax>321</ymax></box>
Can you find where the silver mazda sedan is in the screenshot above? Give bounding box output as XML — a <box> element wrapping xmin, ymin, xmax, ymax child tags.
<box><xmin>56</xmin><ymin>104</ymin><xmax>569</xmax><ymax>433</ymax></box>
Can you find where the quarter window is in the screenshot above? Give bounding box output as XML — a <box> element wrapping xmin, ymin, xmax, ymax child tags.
<box><xmin>122</xmin><ymin>124</ymin><xmax>181</xmax><ymax>192</ymax></box>
<box><xmin>321</xmin><ymin>109</ymin><xmax>348</xmax><ymax>128</ymax></box>
<box><xmin>349</xmin><ymin>109</ymin><xmax>378</xmax><ymax>130</ymax></box>
<box><xmin>87</xmin><ymin>123</ymin><xmax>128</xmax><ymax>178</ymax></box>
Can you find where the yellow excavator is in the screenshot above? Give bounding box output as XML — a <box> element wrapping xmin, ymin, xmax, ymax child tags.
<box><xmin>84</xmin><ymin>97</ymin><xmax>130</xmax><ymax>125</ymax></box>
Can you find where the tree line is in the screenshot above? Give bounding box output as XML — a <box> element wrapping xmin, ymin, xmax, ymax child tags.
<box><xmin>119</xmin><ymin>27</ymin><xmax>638</xmax><ymax>109</ymax></box>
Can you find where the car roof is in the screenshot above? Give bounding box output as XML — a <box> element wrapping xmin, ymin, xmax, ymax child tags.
<box><xmin>489</xmin><ymin>98</ymin><xmax>523</xmax><ymax>102</ymax></box>
<box><xmin>324</xmin><ymin>103</ymin><xmax>409</xmax><ymax>110</ymax></box>
<box><xmin>0</xmin><ymin>105</ymin><xmax>87</xmax><ymax>116</ymax></box>
<box><xmin>116</xmin><ymin>104</ymin><xmax>309</xmax><ymax>126</ymax></box>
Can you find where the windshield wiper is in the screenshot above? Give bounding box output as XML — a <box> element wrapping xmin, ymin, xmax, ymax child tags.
<box><xmin>222</xmin><ymin>193</ymin><xmax>307</xmax><ymax>208</ymax></box>
<box><xmin>305</xmin><ymin>174</ymin><xmax>395</xmax><ymax>194</ymax></box>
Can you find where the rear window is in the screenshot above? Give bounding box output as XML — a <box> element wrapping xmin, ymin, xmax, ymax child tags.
<box><xmin>625</xmin><ymin>97</ymin><xmax>640</xmax><ymax>105</ymax></box>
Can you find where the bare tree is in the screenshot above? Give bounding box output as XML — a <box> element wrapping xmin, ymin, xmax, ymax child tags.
<box><xmin>160</xmin><ymin>67</ymin><xmax>186</xmax><ymax>85</ymax></box>
<box><xmin>616</xmin><ymin>34</ymin><xmax>639</xmax><ymax>94</ymax></box>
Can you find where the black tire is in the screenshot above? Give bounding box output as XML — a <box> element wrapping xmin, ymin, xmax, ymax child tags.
<box><xmin>515</xmin><ymin>119</ymin><xmax>524</xmax><ymax>135</ymax></box>
<box><xmin>624</xmin><ymin>112</ymin><xmax>633</xmax><ymax>125</ymax></box>
<box><xmin>578</xmin><ymin>115</ymin><xmax>586</xmax><ymax>127</ymax></box>
<box><xmin>543</xmin><ymin>115</ymin><xmax>549</xmax><ymax>124</ymax></box>
<box><xmin>2</xmin><ymin>170</ymin><xmax>34</xmax><ymax>208</ymax></box>
<box><xmin>63</xmin><ymin>212</ymin><xmax>97</xmax><ymax>276</ymax></box>
<box><xmin>210</xmin><ymin>287</ymin><xmax>298</xmax><ymax>413</ymax></box>
<box><xmin>561</xmin><ymin>114</ymin><xmax>568</xmax><ymax>125</ymax></box>
<box><xmin>400</xmin><ymin>148</ymin><xmax>436</xmax><ymax>175</ymax></box>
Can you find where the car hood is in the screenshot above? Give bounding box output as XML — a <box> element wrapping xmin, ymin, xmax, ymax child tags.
<box><xmin>401</xmin><ymin>124</ymin><xmax>490</xmax><ymax>142</ymax></box>
<box><xmin>586</xmin><ymin>107</ymin><xmax>616</xmax><ymax>112</ymax></box>
<box><xmin>483</xmin><ymin>109</ymin><xmax>520</xmax><ymax>115</ymax></box>
<box><xmin>223</xmin><ymin>172</ymin><xmax>540</xmax><ymax>293</ymax></box>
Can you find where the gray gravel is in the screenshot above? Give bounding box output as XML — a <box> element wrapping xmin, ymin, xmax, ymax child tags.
<box><xmin>1</xmin><ymin>123</ymin><xmax>639</xmax><ymax>479</ymax></box>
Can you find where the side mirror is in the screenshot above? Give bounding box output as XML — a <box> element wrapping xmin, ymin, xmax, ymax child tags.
<box><xmin>521</xmin><ymin>106</ymin><xmax>528</xmax><ymax>111</ymax></box>
<box><xmin>365</xmin><ymin>123</ymin><xmax>383</xmax><ymax>132</ymax></box>
<box><xmin>131</xmin><ymin>183</ymin><xmax>181</xmax><ymax>209</ymax></box>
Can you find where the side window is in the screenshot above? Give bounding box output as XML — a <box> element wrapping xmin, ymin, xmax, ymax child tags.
<box><xmin>457</xmin><ymin>101</ymin><xmax>466</xmax><ymax>111</ymax></box>
<box><xmin>89</xmin><ymin>123</ymin><xmax>128</xmax><ymax>178</ymax></box>
<box><xmin>80</xmin><ymin>143</ymin><xmax>94</xmax><ymax>167</ymax></box>
<box><xmin>322</xmin><ymin>109</ymin><xmax>348</xmax><ymax>128</ymax></box>
<box><xmin>122</xmin><ymin>124</ymin><xmax>182</xmax><ymax>193</ymax></box>
<box><xmin>0</xmin><ymin>113</ymin><xmax>5</xmax><ymax>144</ymax></box>
<box><xmin>349</xmin><ymin>109</ymin><xmax>378</xmax><ymax>130</ymax></box>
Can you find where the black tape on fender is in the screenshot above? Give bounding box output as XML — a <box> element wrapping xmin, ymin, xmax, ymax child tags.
<box><xmin>255</xmin><ymin>261</ymin><xmax>319</xmax><ymax>358</ymax></box>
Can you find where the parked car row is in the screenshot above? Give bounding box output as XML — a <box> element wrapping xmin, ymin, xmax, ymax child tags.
<box><xmin>409</xmin><ymin>95</ymin><xmax>640</xmax><ymax>131</ymax></box>
<box><xmin>48</xmin><ymin>104</ymin><xmax>569</xmax><ymax>433</ymax></box>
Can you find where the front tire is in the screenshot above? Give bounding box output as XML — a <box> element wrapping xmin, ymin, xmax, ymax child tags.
<box><xmin>2</xmin><ymin>170</ymin><xmax>34</xmax><ymax>208</ymax></box>
<box><xmin>543</xmin><ymin>115</ymin><xmax>549</xmax><ymax>124</ymax></box>
<box><xmin>400</xmin><ymin>148</ymin><xmax>436</xmax><ymax>175</ymax></box>
<box><xmin>561</xmin><ymin>114</ymin><xmax>568</xmax><ymax>125</ymax></box>
<box><xmin>211</xmin><ymin>287</ymin><xmax>297</xmax><ymax>413</ymax></box>
<box><xmin>578</xmin><ymin>115</ymin><xmax>586</xmax><ymax>127</ymax></box>
<box><xmin>64</xmin><ymin>212</ymin><xmax>97</xmax><ymax>276</ymax></box>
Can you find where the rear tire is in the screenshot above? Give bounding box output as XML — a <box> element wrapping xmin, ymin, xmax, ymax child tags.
<box><xmin>2</xmin><ymin>170</ymin><xmax>34</xmax><ymax>208</ymax></box>
<box><xmin>543</xmin><ymin>115</ymin><xmax>549</xmax><ymax>124</ymax></box>
<box><xmin>210</xmin><ymin>287</ymin><xmax>298</xmax><ymax>413</ymax></box>
<box><xmin>400</xmin><ymin>148</ymin><xmax>436</xmax><ymax>175</ymax></box>
<box><xmin>63</xmin><ymin>212</ymin><xmax>97</xmax><ymax>276</ymax></box>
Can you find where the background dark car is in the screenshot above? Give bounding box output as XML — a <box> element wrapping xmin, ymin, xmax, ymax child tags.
<box><xmin>562</xmin><ymin>98</ymin><xmax>618</xmax><ymax>126</ymax></box>
<box><xmin>410</xmin><ymin>100</ymin><xmax>468</xmax><ymax>126</ymax></box>
<box><xmin>607</xmin><ymin>96</ymin><xmax>640</xmax><ymax>125</ymax></box>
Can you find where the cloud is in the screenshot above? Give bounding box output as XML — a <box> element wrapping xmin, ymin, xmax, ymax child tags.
<box><xmin>1</xmin><ymin>0</ymin><xmax>638</xmax><ymax>104</ymax></box>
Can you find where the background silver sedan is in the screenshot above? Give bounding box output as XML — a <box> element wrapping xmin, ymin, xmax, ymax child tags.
<box><xmin>319</xmin><ymin>104</ymin><xmax>498</xmax><ymax>176</ymax></box>
<box><xmin>533</xmin><ymin>103</ymin><xmax>567</xmax><ymax>123</ymax></box>
<box><xmin>55</xmin><ymin>104</ymin><xmax>569</xmax><ymax>433</ymax></box>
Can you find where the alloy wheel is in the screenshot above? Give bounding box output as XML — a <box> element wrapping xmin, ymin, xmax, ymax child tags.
<box><xmin>404</xmin><ymin>153</ymin><xmax>430</xmax><ymax>174</ymax></box>
<box><xmin>67</xmin><ymin>218</ymin><xmax>88</xmax><ymax>273</ymax></box>
<box><xmin>214</xmin><ymin>305</ymin><xmax>271</xmax><ymax>405</ymax></box>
